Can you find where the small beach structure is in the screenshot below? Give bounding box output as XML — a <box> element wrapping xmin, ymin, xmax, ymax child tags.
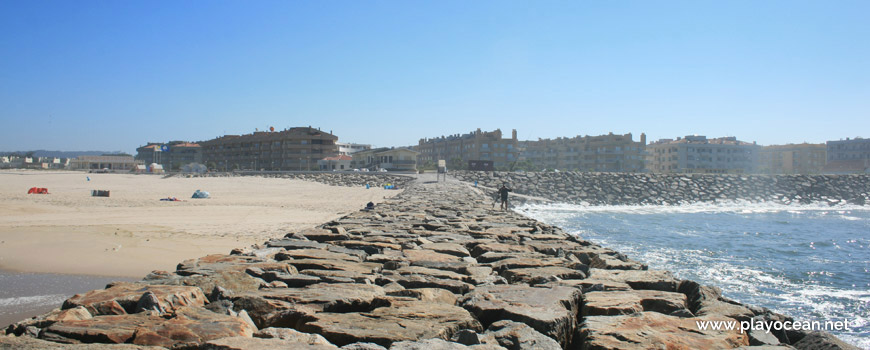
<box><xmin>27</xmin><ymin>187</ymin><xmax>49</xmax><ymax>194</ymax></box>
<box><xmin>148</xmin><ymin>163</ymin><xmax>165</xmax><ymax>174</ymax></box>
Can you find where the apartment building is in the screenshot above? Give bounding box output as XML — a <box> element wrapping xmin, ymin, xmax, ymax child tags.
<box><xmin>136</xmin><ymin>141</ymin><xmax>202</xmax><ymax>171</ymax></box>
<box><xmin>824</xmin><ymin>137</ymin><xmax>870</xmax><ymax>173</ymax></box>
<box><xmin>647</xmin><ymin>135</ymin><xmax>760</xmax><ymax>174</ymax></box>
<box><xmin>416</xmin><ymin>129</ymin><xmax>519</xmax><ymax>169</ymax></box>
<box><xmin>199</xmin><ymin>127</ymin><xmax>338</xmax><ymax>171</ymax></box>
<box><xmin>756</xmin><ymin>143</ymin><xmax>826</xmax><ymax>174</ymax></box>
<box><xmin>521</xmin><ymin>132</ymin><xmax>646</xmax><ymax>172</ymax></box>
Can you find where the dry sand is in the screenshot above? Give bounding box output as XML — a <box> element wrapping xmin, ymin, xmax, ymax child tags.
<box><xmin>0</xmin><ymin>170</ymin><xmax>402</xmax><ymax>278</ymax></box>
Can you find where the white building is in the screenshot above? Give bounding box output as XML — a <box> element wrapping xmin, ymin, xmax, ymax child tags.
<box><xmin>318</xmin><ymin>155</ymin><xmax>353</xmax><ymax>171</ymax></box>
<box><xmin>647</xmin><ymin>135</ymin><xmax>760</xmax><ymax>174</ymax></box>
<box><xmin>351</xmin><ymin>148</ymin><xmax>419</xmax><ymax>172</ymax></box>
<box><xmin>337</xmin><ymin>143</ymin><xmax>372</xmax><ymax>156</ymax></box>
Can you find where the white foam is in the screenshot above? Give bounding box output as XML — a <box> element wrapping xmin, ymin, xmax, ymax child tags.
<box><xmin>0</xmin><ymin>294</ymin><xmax>67</xmax><ymax>308</ymax></box>
<box><xmin>517</xmin><ymin>200</ymin><xmax>870</xmax><ymax>216</ymax></box>
<box><xmin>520</xmin><ymin>200</ymin><xmax>870</xmax><ymax>348</ymax></box>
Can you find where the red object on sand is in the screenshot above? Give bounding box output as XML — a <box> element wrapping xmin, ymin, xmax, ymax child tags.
<box><xmin>27</xmin><ymin>187</ymin><xmax>49</xmax><ymax>194</ymax></box>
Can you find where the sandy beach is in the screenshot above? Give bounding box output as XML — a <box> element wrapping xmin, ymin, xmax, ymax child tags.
<box><xmin>0</xmin><ymin>170</ymin><xmax>402</xmax><ymax>278</ymax></box>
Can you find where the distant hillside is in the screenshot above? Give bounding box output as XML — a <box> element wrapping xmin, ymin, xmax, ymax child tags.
<box><xmin>0</xmin><ymin>150</ymin><xmax>127</xmax><ymax>158</ymax></box>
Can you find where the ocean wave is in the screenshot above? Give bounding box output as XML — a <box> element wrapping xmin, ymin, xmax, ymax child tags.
<box><xmin>516</xmin><ymin>200</ymin><xmax>870</xmax><ymax>216</ymax></box>
<box><xmin>517</xmin><ymin>204</ymin><xmax>870</xmax><ymax>348</ymax></box>
<box><xmin>0</xmin><ymin>294</ymin><xmax>67</xmax><ymax>309</ymax></box>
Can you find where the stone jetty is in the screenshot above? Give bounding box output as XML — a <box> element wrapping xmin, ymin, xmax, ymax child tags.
<box><xmin>190</xmin><ymin>172</ymin><xmax>416</xmax><ymax>189</ymax></box>
<box><xmin>2</xmin><ymin>175</ymin><xmax>859</xmax><ymax>349</ymax></box>
<box><xmin>453</xmin><ymin>171</ymin><xmax>870</xmax><ymax>206</ymax></box>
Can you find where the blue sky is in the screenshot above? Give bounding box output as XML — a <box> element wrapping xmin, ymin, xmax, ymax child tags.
<box><xmin>1</xmin><ymin>0</ymin><xmax>868</xmax><ymax>153</ymax></box>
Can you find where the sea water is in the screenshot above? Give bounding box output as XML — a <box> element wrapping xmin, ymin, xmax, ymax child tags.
<box><xmin>0</xmin><ymin>271</ymin><xmax>135</xmax><ymax>329</ymax></box>
<box><xmin>518</xmin><ymin>201</ymin><xmax>869</xmax><ymax>348</ymax></box>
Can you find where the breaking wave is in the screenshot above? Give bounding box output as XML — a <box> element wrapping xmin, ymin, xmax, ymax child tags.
<box><xmin>517</xmin><ymin>201</ymin><xmax>870</xmax><ymax>348</ymax></box>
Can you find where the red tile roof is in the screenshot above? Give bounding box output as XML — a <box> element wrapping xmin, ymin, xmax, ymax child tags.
<box><xmin>172</xmin><ymin>143</ymin><xmax>200</xmax><ymax>148</ymax></box>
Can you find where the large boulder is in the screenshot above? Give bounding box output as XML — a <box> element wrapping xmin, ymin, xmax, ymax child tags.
<box><xmin>0</xmin><ymin>336</ymin><xmax>164</xmax><ymax>349</ymax></box>
<box><xmin>143</xmin><ymin>270</ymin><xmax>263</xmax><ymax>299</ymax></box>
<box><xmin>298</xmin><ymin>299</ymin><xmax>482</xmax><ymax>347</ymax></box>
<box><xmin>390</xmin><ymin>338</ymin><xmax>506</xmax><ymax>350</ymax></box>
<box><xmin>382</xmin><ymin>274</ymin><xmax>474</xmax><ymax>294</ymax></box>
<box><xmin>202</xmin><ymin>336</ymin><xmax>339</xmax><ymax>350</ymax></box>
<box><xmin>388</xmin><ymin>288</ymin><xmax>458</xmax><ymax>305</ymax></box>
<box><xmin>459</xmin><ymin>284</ymin><xmax>580</xmax><ymax>348</ymax></box>
<box><xmin>792</xmin><ymin>331</ymin><xmax>861</xmax><ymax>350</ymax></box>
<box><xmin>582</xmin><ymin>290</ymin><xmax>688</xmax><ymax>316</ymax></box>
<box><xmin>418</xmin><ymin>243</ymin><xmax>471</xmax><ymax>257</ymax></box>
<box><xmin>255</xmin><ymin>327</ymin><xmax>333</xmax><ymax>345</ymax></box>
<box><xmin>296</xmin><ymin>228</ymin><xmax>350</xmax><ymax>243</ymax></box>
<box><xmin>40</xmin><ymin>307</ymin><xmax>254</xmax><ymax>347</ymax></box>
<box><xmin>587</xmin><ymin>269</ymin><xmax>679</xmax><ymax>291</ymax></box>
<box><xmin>276</xmin><ymin>249</ymin><xmax>364</xmax><ymax>263</ymax></box>
<box><xmin>678</xmin><ymin>280</ymin><xmax>754</xmax><ymax>322</ymax></box>
<box><xmin>403</xmin><ymin>249</ymin><xmax>463</xmax><ymax>264</ymax></box>
<box><xmin>281</xmin><ymin>259</ymin><xmax>381</xmax><ymax>275</ymax></box>
<box><xmin>232</xmin><ymin>284</ymin><xmax>389</xmax><ymax>329</ymax></box>
<box><xmin>470</xmin><ymin>243</ymin><xmax>535</xmax><ymax>258</ymax></box>
<box><xmin>479</xmin><ymin>320</ymin><xmax>561</xmax><ymax>350</ymax></box>
<box><xmin>500</xmin><ymin>266</ymin><xmax>587</xmax><ymax>284</ymax></box>
<box><xmin>578</xmin><ymin>312</ymin><xmax>749</xmax><ymax>349</ymax></box>
<box><xmin>62</xmin><ymin>282</ymin><xmax>207</xmax><ymax>316</ymax></box>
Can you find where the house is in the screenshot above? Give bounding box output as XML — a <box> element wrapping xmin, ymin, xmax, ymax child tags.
<box><xmin>69</xmin><ymin>155</ymin><xmax>142</xmax><ymax>172</ymax></box>
<box><xmin>351</xmin><ymin>148</ymin><xmax>419</xmax><ymax>172</ymax></box>
<box><xmin>318</xmin><ymin>155</ymin><xmax>353</xmax><ymax>171</ymax></box>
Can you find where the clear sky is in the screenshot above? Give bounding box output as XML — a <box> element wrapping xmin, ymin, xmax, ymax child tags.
<box><xmin>1</xmin><ymin>1</ymin><xmax>868</xmax><ymax>153</ymax></box>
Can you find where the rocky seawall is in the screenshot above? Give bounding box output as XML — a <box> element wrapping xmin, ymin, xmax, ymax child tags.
<box><xmin>2</xmin><ymin>177</ymin><xmax>859</xmax><ymax>349</ymax></box>
<box><xmin>186</xmin><ymin>172</ymin><xmax>416</xmax><ymax>189</ymax></box>
<box><xmin>453</xmin><ymin>171</ymin><xmax>870</xmax><ymax>206</ymax></box>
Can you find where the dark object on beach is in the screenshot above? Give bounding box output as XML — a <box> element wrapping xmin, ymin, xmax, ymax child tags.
<box><xmin>192</xmin><ymin>190</ymin><xmax>210</xmax><ymax>199</ymax></box>
<box><xmin>27</xmin><ymin>187</ymin><xmax>49</xmax><ymax>194</ymax></box>
<box><xmin>365</xmin><ymin>202</ymin><xmax>375</xmax><ymax>210</ymax></box>
<box><xmin>91</xmin><ymin>190</ymin><xmax>110</xmax><ymax>197</ymax></box>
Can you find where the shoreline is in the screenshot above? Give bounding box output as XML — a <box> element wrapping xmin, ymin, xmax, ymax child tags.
<box><xmin>0</xmin><ymin>270</ymin><xmax>137</xmax><ymax>330</ymax></box>
<box><xmin>3</xmin><ymin>174</ymin><xmax>860</xmax><ymax>349</ymax></box>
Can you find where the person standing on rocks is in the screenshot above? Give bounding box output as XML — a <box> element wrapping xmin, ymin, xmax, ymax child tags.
<box><xmin>498</xmin><ymin>183</ymin><xmax>512</xmax><ymax>210</ymax></box>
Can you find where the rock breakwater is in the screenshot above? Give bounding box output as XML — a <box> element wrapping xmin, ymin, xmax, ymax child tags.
<box><xmin>453</xmin><ymin>171</ymin><xmax>870</xmax><ymax>206</ymax></box>
<box><xmin>187</xmin><ymin>172</ymin><xmax>415</xmax><ymax>189</ymax></box>
<box><xmin>2</xmin><ymin>176</ymin><xmax>858</xmax><ymax>349</ymax></box>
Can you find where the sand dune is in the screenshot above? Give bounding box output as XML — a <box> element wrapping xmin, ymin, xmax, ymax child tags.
<box><xmin>0</xmin><ymin>170</ymin><xmax>401</xmax><ymax>277</ymax></box>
